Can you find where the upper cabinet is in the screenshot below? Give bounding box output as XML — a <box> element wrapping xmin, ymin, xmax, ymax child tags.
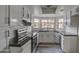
<box><xmin>10</xmin><ymin>5</ymin><xmax>23</xmax><ymax>21</ymax></box>
<box><xmin>71</xmin><ymin>6</ymin><xmax>79</xmax><ymax>16</ymax></box>
<box><xmin>65</xmin><ymin>10</ymin><xmax>71</xmax><ymax>26</ymax></box>
<box><xmin>9</xmin><ymin>5</ymin><xmax>32</xmax><ymax>26</ymax></box>
<box><xmin>63</xmin><ymin>9</ymin><xmax>71</xmax><ymax>26</ymax></box>
<box><xmin>0</xmin><ymin>5</ymin><xmax>8</xmax><ymax>27</ymax></box>
<box><xmin>0</xmin><ymin>5</ymin><xmax>9</xmax><ymax>51</ymax></box>
<box><xmin>70</xmin><ymin>6</ymin><xmax>79</xmax><ymax>26</ymax></box>
<box><xmin>23</xmin><ymin>6</ymin><xmax>32</xmax><ymax>22</ymax></box>
<box><xmin>65</xmin><ymin>6</ymin><xmax>79</xmax><ymax>26</ymax></box>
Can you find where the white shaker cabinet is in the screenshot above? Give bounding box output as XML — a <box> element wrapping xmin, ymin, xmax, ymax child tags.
<box><xmin>23</xmin><ymin>6</ymin><xmax>32</xmax><ymax>22</ymax></box>
<box><xmin>71</xmin><ymin>6</ymin><xmax>79</xmax><ymax>16</ymax></box>
<box><xmin>0</xmin><ymin>5</ymin><xmax>7</xmax><ymax>26</ymax></box>
<box><xmin>22</xmin><ymin>40</ymin><xmax>31</xmax><ymax>53</ymax></box>
<box><xmin>10</xmin><ymin>5</ymin><xmax>23</xmax><ymax>21</ymax></box>
<box><xmin>10</xmin><ymin>40</ymin><xmax>31</xmax><ymax>53</ymax></box>
<box><xmin>63</xmin><ymin>36</ymin><xmax>77</xmax><ymax>53</ymax></box>
<box><xmin>0</xmin><ymin>5</ymin><xmax>8</xmax><ymax>51</ymax></box>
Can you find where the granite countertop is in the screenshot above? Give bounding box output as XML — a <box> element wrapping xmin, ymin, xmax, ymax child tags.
<box><xmin>63</xmin><ymin>32</ymin><xmax>78</xmax><ymax>36</ymax></box>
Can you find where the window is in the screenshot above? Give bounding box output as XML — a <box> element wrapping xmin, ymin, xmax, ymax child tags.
<box><xmin>56</xmin><ymin>18</ymin><xmax>64</xmax><ymax>29</ymax></box>
<box><xmin>47</xmin><ymin>20</ymin><xmax>54</xmax><ymax>28</ymax></box>
<box><xmin>33</xmin><ymin>19</ymin><xmax>39</xmax><ymax>28</ymax></box>
<box><xmin>41</xmin><ymin>19</ymin><xmax>54</xmax><ymax>29</ymax></box>
<box><xmin>41</xmin><ymin>20</ymin><xmax>48</xmax><ymax>28</ymax></box>
<box><xmin>33</xmin><ymin>18</ymin><xmax>64</xmax><ymax>30</ymax></box>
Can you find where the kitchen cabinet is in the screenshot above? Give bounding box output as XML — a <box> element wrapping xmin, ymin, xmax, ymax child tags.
<box><xmin>22</xmin><ymin>40</ymin><xmax>31</xmax><ymax>53</ymax></box>
<box><xmin>64</xmin><ymin>6</ymin><xmax>79</xmax><ymax>26</ymax></box>
<box><xmin>71</xmin><ymin>6</ymin><xmax>79</xmax><ymax>16</ymax></box>
<box><xmin>0</xmin><ymin>5</ymin><xmax>9</xmax><ymax>51</ymax></box>
<box><xmin>9</xmin><ymin>5</ymin><xmax>33</xmax><ymax>26</ymax></box>
<box><xmin>10</xmin><ymin>40</ymin><xmax>31</xmax><ymax>53</ymax></box>
<box><xmin>10</xmin><ymin>5</ymin><xmax>23</xmax><ymax>21</ymax></box>
<box><xmin>77</xmin><ymin>37</ymin><xmax>79</xmax><ymax>52</ymax></box>
<box><xmin>63</xmin><ymin>36</ymin><xmax>77</xmax><ymax>53</ymax></box>
<box><xmin>64</xmin><ymin>7</ymin><xmax>72</xmax><ymax>26</ymax></box>
<box><xmin>70</xmin><ymin>6</ymin><xmax>79</xmax><ymax>26</ymax></box>
<box><xmin>0</xmin><ymin>5</ymin><xmax>8</xmax><ymax>26</ymax></box>
<box><xmin>22</xmin><ymin>6</ymin><xmax>32</xmax><ymax>22</ymax></box>
<box><xmin>9</xmin><ymin>26</ymin><xmax>32</xmax><ymax>53</ymax></box>
<box><xmin>65</xmin><ymin>11</ymin><xmax>71</xmax><ymax>26</ymax></box>
<box><xmin>39</xmin><ymin>31</ymin><xmax>56</xmax><ymax>43</ymax></box>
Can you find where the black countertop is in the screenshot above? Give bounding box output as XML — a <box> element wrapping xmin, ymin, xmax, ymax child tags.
<box><xmin>54</xmin><ymin>30</ymin><xmax>78</xmax><ymax>36</ymax></box>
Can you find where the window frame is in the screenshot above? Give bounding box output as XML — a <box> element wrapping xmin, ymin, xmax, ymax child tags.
<box><xmin>56</xmin><ymin>18</ymin><xmax>64</xmax><ymax>29</ymax></box>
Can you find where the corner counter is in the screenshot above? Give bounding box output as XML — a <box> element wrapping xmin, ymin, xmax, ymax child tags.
<box><xmin>54</xmin><ymin>30</ymin><xmax>78</xmax><ymax>53</ymax></box>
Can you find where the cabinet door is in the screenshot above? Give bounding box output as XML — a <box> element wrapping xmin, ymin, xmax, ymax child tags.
<box><xmin>23</xmin><ymin>6</ymin><xmax>32</xmax><ymax>22</ymax></box>
<box><xmin>22</xmin><ymin>40</ymin><xmax>31</xmax><ymax>53</ymax></box>
<box><xmin>10</xmin><ymin>5</ymin><xmax>23</xmax><ymax>21</ymax></box>
<box><xmin>65</xmin><ymin>11</ymin><xmax>71</xmax><ymax>26</ymax></box>
<box><xmin>63</xmin><ymin>36</ymin><xmax>77</xmax><ymax>53</ymax></box>
<box><xmin>77</xmin><ymin>37</ymin><xmax>79</xmax><ymax>52</ymax></box>
<box><xmin>0</xmin><ymin>6</ymin><xmax>6</xmax><ymax>26</ymax></box>
<box><xmin>0</xmin><ymin>5</ymin><xmax>8</xmax><ymax>51</ymax></box>
<box><xmin>71</xmin><ymin>6</ymin><xmax>79</xmax><ymax>16</ymax></box>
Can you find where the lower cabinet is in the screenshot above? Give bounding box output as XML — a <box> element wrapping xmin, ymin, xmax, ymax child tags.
<box><xmin>63</xmin><ymin>36</ymin><xmax>77</xmax><ymax>53</ymax></box>
<box><xmin>10</xmin><ymin>47</ymin><xmax>22</xmax><ymax>53</ymax></box>
<box><xmin>22</xmin><ymin>40</ymin><xmax>31</xmax><ymax>53</ymax></box>
<box><xmin>10</xmin><ymin>40</ymin><xmax>31</xmax><ymax>53</ymax></box>
<box><xmin>77</xmin><ymin>37</ymin><xmax>79</xmax><ymax>52</ymax></box>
